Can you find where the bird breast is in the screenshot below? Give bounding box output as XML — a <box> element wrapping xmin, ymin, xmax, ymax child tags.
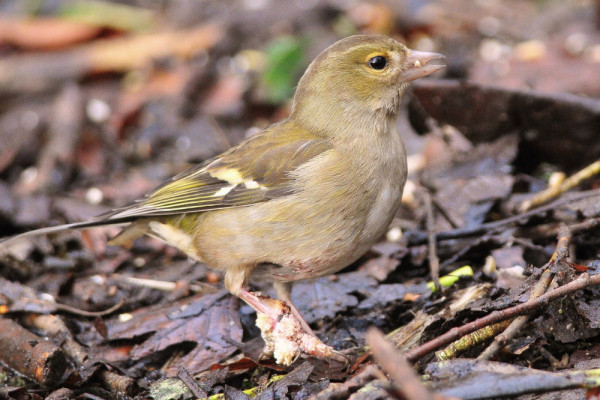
<box><xmin>254</xmin><ymin>124</ymin><xmax>407</xmax><ymax>282</ymax></box>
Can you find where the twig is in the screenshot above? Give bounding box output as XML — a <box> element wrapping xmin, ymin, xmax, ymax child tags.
<box><xmin>387</xmin><ymin>284</ymin><xmax>490</xmax><ymax>355</ymax></box>
<box><xmin>309</xmin><ymin>365</ymin><xmax>385</xmax><ymax>400</ymax></box>
<box><xmin>177</xmin><ymin>366</ymin><xmax>207</xmax><ymax>398</ymax></box>
<box><xmin>407</xmin><ymin>188</ymin><xmax>600</xmax><ymax>246</ymax></box>
<box><xmin>405</xmin><ymin>272</ymin><xmax>600</xmax><ymax>362</ymax></box>
<box><xmin>512</xmin><ymin>218</ymin><xmax>600</xmax><ymax>248</ymax></box>
<box><xmin>25</xmin><ymin>298</ymin><xmax>124</xmax><ymax>317</ymax></box>
<box><xmin>569</xmin><ymin>217</ymin><xmax>600</xmax><ymax>233</ymax></box>
<box><xmin>551</xmin><ymin>224</ymin><xmax>572</xmax><ymax>262</ymax></box>
<box><xmin>477</xmin><ymin>269</ymin><xmax>554</xmax><ymax>360</ymax></box>
<box><xmin>425</xmin><ymin>192</ymin><xmax>441</xmax><ymax>291</ymax></box>
<box><xmin>367</xmin><ymin>328</ymin><xmax>438</xmax><ymax>400</ymax></box>
<box><xmin>518</xmin><ymin>159</ymin><xmax>600</xmax><ymax>212</ymax></box>
<box><xmin>477</xmin><ymin>225</ymin><xmax>571</xmax><ymax>360</ymax></box>
<box><xmin>433</xmin><ymin>364</ymin><xmax>600</xmax><ymax>399</ymax></box>
<box><xmin>435</xmin><ymin>320</ymin><xmax>512</xmax><ymax>361</ymax></box>
<box><xmin>97</xmin><ymin>370</ymin><xmax>137</xmax><ymax>396</ymax></box>
<box><xmin>23</xmin><ymin>314</ymin><xmax>88</xmax><ymax>364</ymax></box>
<box><xmin>22</xmin><ymin>314</ymin><xmax>136</xmax><ymax>395</ymax></box>
<box><xmin>113</xmin><ymin>274</ymin><xmax>217</xmax><ymax>294</ymax></box>
<box><xmin>539</xmin><ymin>346</ymin><xmax>563</xmax><ymax>368</ymax></box>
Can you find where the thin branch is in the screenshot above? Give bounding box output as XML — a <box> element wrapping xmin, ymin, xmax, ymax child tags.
<box><xmin>22</xmin><ymin>314</ymin><xmax>137</xmax><ymax>395</ymax></box>
<box><xmin>435</xmin><ymin>320</ymin><xmax>512</xmax><ymax>361</ymax></box>
<box><xmin>425</xmin><ymin>192</ymin><xmax>441</xmax><ymax>291</ymax></box>
<box><xmin>477</xmin><ymin>225</ymin><xmax>571</xmax><ymax>360</ymax></box>
<box><xmin>406</xmin><ymin>188</ymin><xmax>600</xmax><ymax>246</ymax></box>
<box><xmin>25</xmin><ymin>298</ymin><xmax>124</xmax><ymax>317</ymax></box>
<box><xmin>405</xmin><ymin>272</ymin><xmax>600</xmax><ymax>362</ymax></box>
<box><xmin>518</xmin><ymin>159</ymin><xmax>600</xmax><ymax>212</ymax></box>
<box><xmin>113</xmin><ymin>274</ymin><xmax>217</xmax><ymax>294</ymax></box>
<box><xmin>367</xmin><ymin>327</ymin><xmax>438</xmax><ymax>400</ymax></box>
<box><xmin>310</xmin><ymin>365</ymin><xmax>384</xmax><ymax>400</ymax></box>
<box><xmin>551</xmin><ymin>224</ymin><xmax>572</xmax><ymax>262</ymax></box>
<box><xmin>477</xmin><ymin>269</ymin><xmax>554</xmax><ymax>360</ymax></box>
<box><xmin>178</xmin><ymin>366</ymin><xmax>207</xmax><ymax>398</ymax></box>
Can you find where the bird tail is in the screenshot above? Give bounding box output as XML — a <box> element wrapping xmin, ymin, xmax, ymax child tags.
<box><xmin>0</xmin><ymin>219</ymin><xmax>131</xmax><ymax>250</ymax></box>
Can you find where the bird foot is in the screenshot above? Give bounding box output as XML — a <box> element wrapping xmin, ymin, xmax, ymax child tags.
<box><xmin>252</xmin><ymin>295</ymin><xmax>339</xmax><ymax>365</ymax></box>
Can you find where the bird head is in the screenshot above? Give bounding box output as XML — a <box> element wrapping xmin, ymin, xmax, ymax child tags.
<box><xmin>291</xmin><ymin>35</ymin><xmax>445</xmax><ymax>136</ymax></box>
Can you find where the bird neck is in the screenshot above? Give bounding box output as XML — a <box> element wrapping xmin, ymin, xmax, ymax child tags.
<box><xmin>290</xmin><ymin>93</ymin><xmax>399</xmax><ymax>145</ymax></box>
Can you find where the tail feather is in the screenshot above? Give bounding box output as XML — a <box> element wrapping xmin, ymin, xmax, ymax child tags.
<box><xmin>0</xmin><ymin>218</ymin><xmax>132</xmax><ymax>249</ymax></box>
<box><xmin>0</xmin><ymin>196</ymin><xmax>159</xmax><ymax>250</ymax></box>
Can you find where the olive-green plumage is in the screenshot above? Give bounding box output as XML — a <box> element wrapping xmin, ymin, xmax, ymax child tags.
<box><xmin>1</xmin><ymin>35</ymin><xmax>444</xmax><ymax>364</ymax></box>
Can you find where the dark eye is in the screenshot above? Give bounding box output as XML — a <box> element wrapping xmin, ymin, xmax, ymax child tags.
<box><xmin>368</xmin><ymin>55</ymin><xmax>387</xmax><ymax>70</ymax></box>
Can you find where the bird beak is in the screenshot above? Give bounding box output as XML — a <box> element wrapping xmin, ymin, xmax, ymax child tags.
<box><xmin>403</xmin><ymin>50</ymin><xmax>445</xmax><ymax>81</ymax></box>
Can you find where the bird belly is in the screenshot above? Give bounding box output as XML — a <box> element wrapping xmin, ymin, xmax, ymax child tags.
<box><xmin>248</xmin><ymin>181</ymin><xmax>403</xmax><ymax>282</ymax></box>
<box><xmin>193</xmin><ymin>198</ymin><xmax>360</xmax><ymax>279</ymax></box>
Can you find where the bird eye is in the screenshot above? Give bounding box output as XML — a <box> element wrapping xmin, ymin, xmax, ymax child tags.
<box><xmin>368</xmin><ymin>55</ymin><xmax>387</xmax><ymax>70</ymax></box>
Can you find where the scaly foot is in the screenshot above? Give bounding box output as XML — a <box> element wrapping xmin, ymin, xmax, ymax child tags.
<box><xmin>238</xmin><ymin>289</ymin><xmax>344</xmax><ymax>365</ymax></box>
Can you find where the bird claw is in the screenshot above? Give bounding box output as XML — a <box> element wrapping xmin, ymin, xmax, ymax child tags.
<box><xmin>253</xmin><ymin>295</ymin><xmax>339</xmax><ymax>365</ymax></box>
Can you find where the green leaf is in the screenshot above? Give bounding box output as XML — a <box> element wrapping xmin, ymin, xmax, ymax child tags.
<box><xmin>427</xmin><ymin>265</ymin><xmax>473</xmax><ymax>292</ymax></box>
<box><xmin>261</xmin><ymin>36</ymin><xmax>307</xmax><ymax>104</ymax></box>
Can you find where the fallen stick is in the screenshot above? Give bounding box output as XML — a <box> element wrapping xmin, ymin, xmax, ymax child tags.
<box><xmin>476</xmin><ymin>225</ymin><xmax>571</xmax><ymax>360</ymax></box>
<box><xmin>367</xmin><ymin>328</ymin><xmax>441</xmax><ymax>400</ymax></box>
<box><xmin>0</xmin><ymin>317</ymin><xmax>67</xmax><ymax>386</ymax></box>
<box><xmin>23</xmin><ymin>314</ymin><xmax>136</xmax><ymax>395</ymax></box>
<box><xmin>518</xmin><ymin>159</ymin><xmax>600</xmax><ymax>212</ymax></box>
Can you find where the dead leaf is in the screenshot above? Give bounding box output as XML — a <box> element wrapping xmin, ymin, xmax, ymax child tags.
<box><xmin>0</xmin><ymin>18</ymin><xmax>102</xmax><ymax>50</ymax></box>
<box><xmin>424</xmin><ymin>135</ymin><xmax>518</xmax><ymax>230</ymax></box>
<box><xmin>108</xmin><ymin>290</ymin><xmax>242</xmax><ymax>374</ymax></box>
<box><xmin>288</xmin><ymin>271</ymin><xmax>378</xmax><ymax>324</ymax></box>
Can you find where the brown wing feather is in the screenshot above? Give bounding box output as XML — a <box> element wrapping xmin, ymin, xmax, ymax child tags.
<box><xmin>95</xmin><ymin>120</ymin><xmax>331</xmax><ymax>221</ymax></box>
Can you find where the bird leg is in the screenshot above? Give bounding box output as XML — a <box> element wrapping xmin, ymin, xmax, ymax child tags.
<box><xmin>237</xmin><ymin>288</ymin><xmax>339</xmax><ymax>365</ymax></box>
<box><xmin>273</xmin><ymin>281</ymin><xmax>315</xmax><ymax>335</ymax></box>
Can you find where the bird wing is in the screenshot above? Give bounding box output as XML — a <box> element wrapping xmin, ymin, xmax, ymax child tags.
<box><xmin>98</xmin><ymin>121</ymin><xmax>332</xmax><ymax>221</ymax></box>
<box><xmin>0</xmin><ymin>121</ymin><xmax>331</xmax><ymax>248</ymax></box>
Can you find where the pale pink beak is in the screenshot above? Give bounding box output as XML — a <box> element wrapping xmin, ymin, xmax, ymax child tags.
<box><xmin>403</xmin><ymin>49</ymin><xmax>445</xmax><ymax>81</ymax></box>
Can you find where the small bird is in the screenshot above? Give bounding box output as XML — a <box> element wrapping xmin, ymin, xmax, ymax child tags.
<box><xmin>1</xmin><ymin>35</ymin><xmax>444</xmax><ymax>365</ymax></box>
